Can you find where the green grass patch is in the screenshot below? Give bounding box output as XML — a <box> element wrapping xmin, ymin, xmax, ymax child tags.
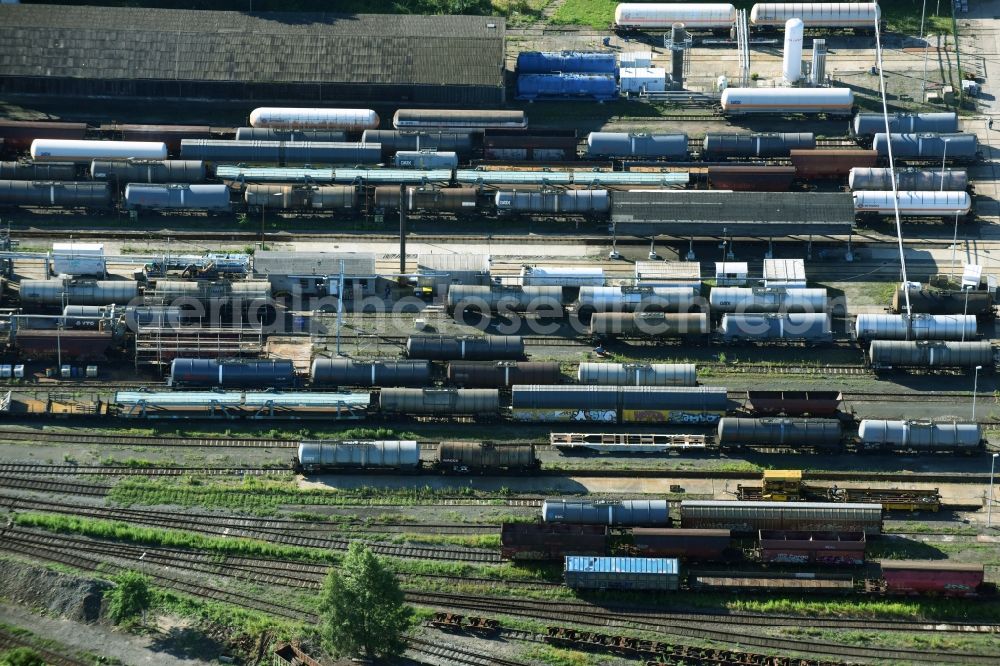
<box><xmin>521</xmin><ymin>645</ymin><xmax>596</xmax><ymax>666</ymax></box>
<box><xmin>550</xmin><ymin>0</ymin><xmax>615</xmax><ymax>28</ymax></box>
<box><xmin>152</xmin><ymin>585</ymin><xmax>309</xmax><ymax>643</ymax></box>
<box><xmin>780</xmin><ymin>627</ymin><xmax>1000</xmax><ymax>653</ymax></box>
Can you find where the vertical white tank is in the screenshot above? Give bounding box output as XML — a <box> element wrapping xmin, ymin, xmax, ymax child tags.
<box><xmin>783</xmin><ymin>18</ymin><xmax>804</xmax><ymax>84</ymax></box>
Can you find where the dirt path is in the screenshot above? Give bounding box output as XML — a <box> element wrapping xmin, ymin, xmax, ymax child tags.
<box><xmin>540</xmin><ymin>0</ymin><xmax>567</xmax><ymax>22</ymax></box>
<box><xmin>0</xmin><ymin>603</ymin><xmax>216</xmax><ymax>666</ymax></box>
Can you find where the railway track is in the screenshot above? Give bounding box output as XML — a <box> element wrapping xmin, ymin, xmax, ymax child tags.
<box><xmin>0</xmin><ymin>429</ymin><xmax>297</xmax><ymax>448</ymax></box>
<box><xmin>0</xmin><ymin>463</ymin><xmax>283</xmax><ymax>476</ymax></box>
<box><xmin>0</xmin><ymin>628</ymin><xmax>92</xmax><ymax>666</ymax></box>
<box><xmin>407</xmin><ymin>637</ymin><xmax>532</xmax><ymax>666</ymax></box>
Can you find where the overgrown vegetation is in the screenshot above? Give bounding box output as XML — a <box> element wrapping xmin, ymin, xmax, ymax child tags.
<box><xmin>107</xmin><ymin>571</ymin><xmax>152</xmax><ymax>625</ymax></box>
<box><xmin>0</xmin><ymin>648</ymin><xmax>44</xmax><ymax>666</ymax></box>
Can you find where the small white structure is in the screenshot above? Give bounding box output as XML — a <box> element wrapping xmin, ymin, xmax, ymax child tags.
<box><xmin>715</xmin><ymin>262</ymin><xmax>748</xmax><ymax>286</ymax></box>
<box><xmin>619</xmin><ymin>51</ymin><xmax>654</xmax><ymax>68</ymax></box>
<box><xmin>619</xmin><ymin>67</ymin><xmax>667</xmax><ymax>94</ymax></box>
<box><xmin>50</xmin><ymin>242</ymin><xmax>105</xmax><ymax>277</ymax></box>
<box><xmin>763</xmin><ymin>258</ymin><xmax>806</xmax><ymax>288</ymax></box>
<box><xmin>962</xmin><ymin>264</ymin><xmax>983</xmax><ymax>290</ymax></box>
<box><xmin>520</xmin><ymin>266</ymin><xmax>604</xmax><ymax>287</ymax></box>
<box><xmin>783</xmin><ymin>18</ymin><xmax>804</xmax><ymax>84</ymax></box>
<box><xmin>635</xmin><ymin>261</ymin><xmax>701</xmax><ymax>290</ymax></box>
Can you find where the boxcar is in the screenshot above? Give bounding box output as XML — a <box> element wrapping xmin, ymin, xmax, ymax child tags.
<box><xmin>564</xmin><ymin>556</ymin><xmax>680</xmax><ymax>591</ymax></box>
<box><xmin>879</xmin><ymin>561</ymin><xmax>985</xmax><ymax>597</ymax></box>
<box><xmin>500</xmin><ymin>523</ymin><xmax>607</xmax><ymax>561</ymax></box>
<box><xmin>758</xmin><ymin>530</ymin><xmax>866</xmax><ymax>566</ymax></box>
<box><xmin>625</xmin><ymin>528</ymin><xmax>734</xmax><ymax>561</ymax></box>
<box><xmin>790</xmin><ymin>149</ymin><xmax>878</xmax><ymax>179</ymax></box>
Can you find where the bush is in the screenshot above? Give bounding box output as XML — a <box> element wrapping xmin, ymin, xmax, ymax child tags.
<box><xmin>107</xmin><ymin>571</ymin><xmax>152</xmax><ymax>624</ymax></box>
<box><xmin>0</xmin><ymin>648</ymin><xmax>44</xmax><ymax>666</ymax></box>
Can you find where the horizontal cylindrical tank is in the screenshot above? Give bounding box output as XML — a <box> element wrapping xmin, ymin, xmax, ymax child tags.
<box><xmin>447</xmin><ymin>285</ymin><xmax>563</xmax><ymax>314</ymax></box>
<box><xmin>30</xmin><ymin>139</ymin><xmax>168</xmax><ymax>162</ymax></box>
<box><xmin>0</xmin><ymin>161</ymin><xmax>76</xmax><ymax>180</ymax></box>
<box><xmin>854</xmin><ymin>314</ymin><xmax>977</xmax><ymax>341</ymax></box>
<box><xmin>543</xmin><ymin>498</ymin><xmax>670</xmax><ymax>526</ymax></box>
<box><xmin>872</xmin><ymin>133</ymin><xmax>978</xmax><ymax>161</ymax></box>
<box><xmin>577</xmin><ymin>286</ymin><xmax>697</xmax><ymax>313</ymax></box>
<box><xmin>361</xmin><ymin>130</ymin><xmax>476</xmax><ymax>154</ymax></box>
<box><xmin>868</xmin><ymin>340</ymin><xmax>994</xmax><ymax>368</ymax></box>
<box><xmin>517</xmin><ymin>74</ymin><xmax>618</xmax><ymax>101</ymax></box>
<box><xmin>406</xmin><ymin>335</ymin><xmax>524</xmax><ymax>361</ymax></box>
<box><xmin>857</xmin><ymin>420</ymin><xmax>983</xmax><ymax>452</ymax></box>
<box><xmin>892</xmin><ymin>288</ymin><xmax>994</xmax><ymax>316</ymax></box>
<box><xmin>577</xmin><ymin>362</ymin><xmax>697</xmax><ymax>386</ymax></box>
<box><xmin>179</xmin><ymin>140</ymin><xmax>382</xmax><ymax>165</ymax></box>
<box><xmin>378</xmin><ymin>388</ymin><xmax>500</xmax><ymax>415</ymax></box>
<box><xmin>169</xmin><ymin>358</ymin><xmax>296</xmax><ymax>388</ymax></box>
<box><xmin>589</xmin><ymin>312</ymin><xmax>710</xmax><ymax>337</ymax></box>
<box><xmin>90</xmin><ymin>159</ymin><xmax>207</xmax><ymax>184</ymax></box>
<box><xmin>848</xmin><ymin>167</ymin><xmax>967</xmax><ymax>192</ymax></box>
<box><xmin>702</xmin><ymin>133</ymin><xmax>815</xmax><ymax>158</ymax></box>
<box><xmin>244</xmin><ymin>184</ymin><xmax>357</xmax><ymax>210</ymax></box>
<box><xmin>446</xmin><ymin>361</ymin><xmax>563</xmax><ymax>388</ymax></box>
<box><xmin>721</xmin><ymin>88</ymin><xmax>854</xmax><ymax>115</ymax></box>
<box><xmin>719</xmin><ymin>313</ymin><xmax>832</xmax><ymax>342</ymax></box>
<box><xmin>717</xmin><ymin>417</ymin><xmax>843</xmax><ymax>449</ymax></box>
<box><xmin>20</xmin><ymin>279</ymin><xmax>139</xmax><ymax>307</ymax></box>
<box><xmin>853</xmin><ymin>112</ymin><xmax>958</xmax><ymax>136</ymax></box>
<box><xmin>852</xmin><ymin>191</ymin><xmax>972</xmax><ymax>217</ymax></box>
<box><xmin>248</xmin><ymin>108</ymin><xmax>379</xmax><ymax>130</ymax></box>
<box><xmin>750</xmin><ymin>3</ymin><xmax>880</xmax><ymax>28</ymax></box>
<box><xmin>374</xmin><ymin>186</ymin><xmax>478</xmax><ymax>212</ymax></box>
<box><xmin>393</xmin><ymin>109</ymin><xmax>527</xmax><ymax>130</ymax></box>
<box><xmin>614</xmin><ymin>3</ymin><xmax>738</xmax><ymax>30</ymax></box>
<box><xmin>516</xmin><ymin>51</ymin><xmax>618</xmax><ymax>74</ymax></box>
<box><xmin>437</xmin><ymin>442</ymin><xmax>538</xmax><ymax>471</ymax></box>
<box><xmin>586</xmin><ymin>132</ymin><xmax>689</xmax><ymax>158</ymax></box>
<box><xmin>710</xmin><ymin>287</ymin><xmax>827</xmax><ymax>313</ymax></box>
<box><xmin>124</xmin><ymin>305</ymin><xmax>184</xmax><ymax>328</ymax></box>
<box><xmin>495</xmin><ymin>190</ymin><xmax>610</xmax><ymax>213</ymax></box>
<box><xmin>124</xmin><ymin>184</ymin><xmax>231</xmax><ymax>211</ymax></box>
<box><xmin>151</xmin><ymin>279</ymin><xmax>270</xmax><ymax>304</ymax></box>
<box><xmin>295</xmin><ymin>440</ymin><xmax>419</xmax><ymax>472</ymax></box>
<box><xmin>310</xmin><ymin>359</ymin><xmax>432</xmax><ymax>387</ymax></box>
<box><xmin>393</xmin><ymin>151</ymin><xmax>459</xmax><ymax>169</ymax></box>
<box><xmin>235</xmin><ymin>128</ymin><xmax>348</xmax><ymax>142</ymax></box>
<box><xmin>0</xmin><ymin>181</ymin><xmax>111</xmax><ymax>208</ymax></box>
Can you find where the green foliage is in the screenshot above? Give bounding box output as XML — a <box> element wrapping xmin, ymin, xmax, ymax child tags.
<box><xmin>319</xmin><ymin>543</ymin><xmax>413</xmax><ymax>659</ymax></box>
<box><xmin>107</xmin><ymin>571</ymin><xmax>152</xmax><ymax>624</ymax></box>
<box><xmin>0</xmin><ymin>648</ymin><xmax>44</xmax><ymax>666</ymax></box>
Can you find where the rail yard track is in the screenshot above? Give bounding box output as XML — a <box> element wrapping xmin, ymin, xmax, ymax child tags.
<box><xmin>0</xmin><ymin>628</ymin><xmax>92</xmax><ymax>666</ymax></box>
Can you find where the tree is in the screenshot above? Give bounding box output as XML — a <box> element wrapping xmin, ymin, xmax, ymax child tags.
<box><xmin>0</xmin><ymin>647</ymin><xmax>44</xmax><ymax>666</ymax></box>
<box><xmin>107</xmin><ymin>571</ymin><xmax>152</xmax><ymax>625</ymax></box>
<box><xmin>319</xmin><ymin>542</ymin><xmax>413</xmax><ymax>659</ymax></box>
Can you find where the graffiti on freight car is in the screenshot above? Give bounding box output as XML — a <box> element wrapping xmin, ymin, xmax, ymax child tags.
<box><xmin>623</xmin><ymin>410</ymin><xmax>723</xmax><ymax>424</ymax></box>
<box><xmin>573</xmin><ymin>409</ymin><xmax>617</xmax><ymax>422</ymax></box>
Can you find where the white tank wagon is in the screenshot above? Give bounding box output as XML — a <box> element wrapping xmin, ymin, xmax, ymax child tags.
<box><xmin>709</xmin><ymin>287</ymin><xmax>827</xmax><ymax>314</ymax></box>
<box><xmin>854</xmin><ymin>314</ymin><xmax>977</xmax><ymax>341</ymax></box>
<box><xmin>849</xmin><ymin>168</ymin><xmax>968</xmax><ymax>192</ymax></box>
<box><xmin>20</xmin><ymin>279</ymin><xmax>139</xmax><ymax>308</ymax></box>
<box><xmin>576</xmin><ymin>286</ymin><xmax>698</xmax><ymax>314</ymax></box>
<box><xmin>718</xmin><ymin>313</ymin><xmax>832</xmax><ymax>343</ymax></box>
<box><xmin>868</xmin><ymin>340</ymin><xmax>994</xmax><ymax>369</ymax></box>
<box><xmin>853</xmin><ymin>112</ymin><xmax>958</xmax><ymax>137</ymax></box>
<box><xmin>852</xmin><ymin>191</ymin><xmax>972</xmax><ymax>218</ymax></box>
<box><xmin>721</xmin><ymin>88</ymin><xmax>854</xmax><ymax>115</ymax></box>
<box><xmin>749</xmin><ymin>3</ymin><xmax>880</xmax><ymax>29</ymax></box>
<box><xmin>447</xmin><ymin>285</ymin><xmax>563</xmax><ymax>315</ymax></box>
<box><xmin>248</xmin><ymin>108</ymin><xmax>379</xmax><ymax>131</ymax></box>
<box><xmin>30</xmin><ymin>139</ymin><xmax>167</xmax><ymax>163</ymax></box>
<box><xmin>577</xmin><ymin>362</ymin><xmax>697</xmax><ymax>387</ymax></box>
<box><xmin>295</xmin><ymin>440</ymin><xmax>420</xmax><ymax>473</ymax></box>
<box><xmin>614</xmin><ymin>4</ymin><xmax>738</xmax><ymax>30</ymax></box>
<box><xmin>857</xmin><ymin>420</ymin><xmax>984</xmax><ymax>453</ymax></box>
<box><xmin>393</xmin><ymin>109</ymin><xmax>527</xmax><ymax>131</ymax></box>
<box><xmin>543</xmin><ymin>498</ymin><xmax>670</xmax><ymax>526</ymax></box>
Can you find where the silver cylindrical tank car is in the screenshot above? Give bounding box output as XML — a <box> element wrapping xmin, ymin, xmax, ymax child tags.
<box><xmin>447</xmin><ymin>285</ymin><xmax>563</xmax><ymax>314</ymax></box>
<box><xmin>852</xmin><ymin>112</ymin><xmax>958</xmax><ymax>136</ymax></box>
<box><xmin>719</xmin><ymin>313</ymin><xmax>832</xmax><ymax>342</ymax></box>
<box><xmin>406</xmin><ymin>335</ymin><xmax>525</xmax><ymax>360</ymax></box>
<box><xmin>235</xmin><ymin>128</ymin><xmax>348</xmax><ymax>142</ymax></box>
<box><xmin>542</xmin><ymin>498</ymin><xmax>670</xmax><ymax>526</ymax></box>
<box><xmin>0</xmin><ymin>181</ymin><xmax>112</xmax><ymax>208</ymax></box>
<box><xmin>124</xmin><ymin>184</ymin><xmax>231</xmax><ymax>211</ymax></box>
<box><xmin>169</xmin><ymin>358</ymin><xmax>296</xmax><ymax>388</ymax></box>
<box><xmin>295</xmin><ymin>440</ymin><xmax>419</xmax><ymax>472</ymax></box>
<box><xmin>702</xmin><ymin>133</ymin><xmax>815</xmax><ymax>158</ymax></box>
<box><xmin>576</xmin><ymin>286</ymin><xmax>697</xmax><ymax>313</ymax></box>
<box><xmin>848</xmin><ymin>167</ymin><xmax>968</xmax><ymax>192</ymax></box>
<box><xmin>589</xmin><ymin>312</ymin><xmax>710</xmax><ymax>337</ymax></box>
<box><xmin>378</xmin><ymin>388</ymin><xmax>500</xmax><ymax>415</ymax></box>
<box><xmin>720</xmin><ymin>88</ymin><xmax>854</xmax><ymax>115</ymax></box>
<box><xmin>614</xmin><ymin>4</ymin><xmax>738</xmax><ymax>30</ymax></box>
<box><xmin>892</xmin><ymin>288</ymin><xmax>994</xmax><ymax>316</ymax></box>
<box><xmin>577</xmin><ymin>362</ymin><xmax>697</xmax><ymax>386</ymax></box>
<box><xmin>872</xmin><ymin>133</ymin><xmax>978</xmax><ymax>161</ymax></box>
<box><xmin>0</xmin><ymin>161</ymin><xmax>77</xmax><ymax>180</ymax></box>
<box><xmin>494</xmin><ymin>190</ymin><xmax>610</xmax><ymax>214</ymax></box>
<box><xmin>245</xmin><ymin>184</ymin><xmax>357</xmax><ymax>210</ymax></box>
<box><xmin>310</xmin><ymin>358</ymin><xmax>432</xmax><ymax>387</ymax></box>
<box><xmin>868</xmin><ymin>340</ymin><xmax>994</xmax><ymax>368</ymax></box>
<box><xmin>20</xmin><ymin>279</ymin><xmax>139</xmax><ymax>307</ymax></box>
<box><xmin>392</xmin><ymin>109</ymin><xmax>527</xmax><ymax>130</ymax></box>
<box><xmin>361</xmin><ymin>130</ymin><xmax>476</xmax><ymax>154</ymax></box>
<box><xmin>248</xmin><ymin>108</ymin><xmax>380</xmax><ymax>131</ymax></box>
<box><xmin>857</xmin><ymin>420</ymin><xmax>983</xmax><ymax>453</ymax></box>
<box><xmin>393</xmin><ymin>150</ymin><xmax>459</xmax><ymax>169</ymax></box>
<box><xmin>716</xmin><ymin>417</ymin><xmax>843</xmax><ymax>449</ymax></box>
<box><xmin>709</xmin><ymin>287</ymin><xmax>827</xmax><ymax>313</ymax></box>
<box><xmin>854</xmin><ymin>314</ymin><xmax>977</xmax><ymax>341</ymax></box>
<box><xmin>852</xmin><ymin>191</ymin><xmax>972</xmax><ymax>217</ymax></box>
<box><xmin>749</xmin><ymin>3</ymin><xmax>880</xmax><ymax>28</ymax></box>
<box><xmin>90</xmin><ymin>160</ymin><xmax>208</xmax><ymax>184</ymax></box>
<box><xmin>30</xmin><ymin>139</ymin><xmax>168</xmax><ymax>162</ymax></box>
<box><xmin>586</xmin><ymin>132</ymin><xmax>688</xmax><ymax>159</ymax></box>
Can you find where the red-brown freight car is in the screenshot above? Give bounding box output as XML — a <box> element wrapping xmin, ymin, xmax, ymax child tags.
<box><xmin>627</xmin><ymin>528</ymin><xmax>735</xmax><ymax>561</ymax></box>
<box><xmin>790</xmin><ymin>149</ymin><xmax>878</xmax><ymax>179</ymax></box>
<box><xmin>14</xmin><ymin>330</ymin><xmax>114</xmax><ymax>360</ymax></box>
<box><xmin>106</xmin><ymin>124</ymin><xmax>214</xmax><ymax>155</ymax></box>
<box><xmin>879</xmin><ymin>561</ymin><xmax>986</xmax><ymax>597</ymax></box>
<box><xmin>759</xmin><ymin>530</ymin><xmax>866</xmax><ymax>566</ymax></box>
<box><xmin>0</xmin><ymin>119</ymin><xmax>88</xmax><ymax>154</ymax></box>
<box><xmin>707</xmin><ymin>166</ymin><xmax>796</xmax><ymax>192</ymax></box>
<box><xmin>500</xmin><ymin>522</ymin><xmax>606</xmax><ymax>560</ymax></box>
<box><xmin>745</xmin><ymin>390</ymin><xmax>843</xmax><ymax>416</ymax></box>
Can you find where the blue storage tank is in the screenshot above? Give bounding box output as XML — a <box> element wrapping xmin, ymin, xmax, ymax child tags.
<box><xmin>517</xmin><ymin>74</ymin><xmax>618</xmax><ymax>101</ymax></box>
<box><xmin>516</xmin><ymin>51</ymin><xmax>618</xmax><ymax>74</ymax></box>
<box><xmin>169</xmin><ymin>358</ymin><xmax>297</xmax><ymax>388</ymax></box>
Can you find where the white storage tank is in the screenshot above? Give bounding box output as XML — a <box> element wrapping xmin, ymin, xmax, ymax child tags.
<box><xmin>782</xmin><ymin>18</ymin><xmax>804</xmax><ymax>83</ymax></box>
<box><xmin>249</xmin><ymin>108</ymin><xmax>379</xmax><ymax>130</ymax></box>
<box><xmin>854</xmin><ymin>314</ymin><xmax>977</xmax><ymax>341</ymax></box>
<box><xmin>750</xmin><ymin>3</ymin><xmax>880</xmax><ymax>28</ymax></box>
<box><xmin>619</xmin><ymin>68</ymin><xmax>668</xmax><ymax>94</ymax></box>
<box><xmin>721</xmin><ymin>88</ymin><xmax>854</xmax><ymax>115</ymax></box>
<box><xmin>576</xmin><ymin>286</ymin><xmax>697</xmax><ymax>313</ymax></box>
<box><xmin>31</xmin><ymin>139</ymin><xmax>168</xmax><ymax>162</ymax></box>
<box><xmin>51</xmin><ymin>242</ymin><xmax>105</xmax><ymax>277</ymax></box>
<box><xmin>577</xmin><ymin>362</ymin><xmax>697</xmax><ymax>386</ymax></box>
<box><xmin>852</xmin><ymin>191</ymin><xmax>972</xmax><ymax>217</ymax></box>
<box><xmin>614</xmin><ymin>3</ymin><xmax>738</xmax><ymax>30</ymax></box>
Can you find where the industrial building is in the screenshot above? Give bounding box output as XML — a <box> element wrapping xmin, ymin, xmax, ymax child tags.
<box><xmin>253</xmin><ymin>251</ymin><xmax>378</xmax><ymax>298</ymax></box>
<box><xmin>0</xmin><ymin>5</ymin><xmax>507</xmax><ymax>105</ymax></box>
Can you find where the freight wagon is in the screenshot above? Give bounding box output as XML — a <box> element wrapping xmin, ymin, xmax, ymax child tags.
<box><xmin>853</xmin><ymin>112</ymin><xmax>958</xmax><ymax>137</ymax></box>
<box><xmin>435</xmin><ymin>441</ymin><xmax>539</xmax><ymax>474</ymax></box>
<box><xmin>393</xmin><ymin>109</ymin><xmax>527</xmax><ymax>131</ymax></box>
<box><xmin>544</xmin><ymin>499</ymin><xmax>671</xmax><ymax>526</ymax></box>
<box><xmin>447</xmin><ymin>285</ymin><xmax>563</xmax><ymax>316</ymax></box>
<box><xmin>790</xmin><ymin>149</ymin><xmax>878</xmax><ymax>178</ymax></box>
<box><xmin>586</xmin><ymin>133</ymin><xmax>688</xmax><ymax>159</ymax></box>
<box><xmin>702</xmin><ymin>133</ymin><xmax>815</xmax><ymax>159</ymax></box>
<box><xmin>743</xmin><ymin>390</ymin><xmax>842</xmax><ymax>416</ymax></box>
<box><xmin>0</xmin><ymin>161</ymin><xmax>78</xmax><ymax>181</ymax></box>
<box><xmin>680</xmin><ymin>500</ymin><xmax>883</xmax><ymax>535</ymax></box>
<box><xmin>249</xmin><ymin>108</ymin><xmax>379</xmax><ymax>131</ymax></box>
<box><xmin>564</xmin><ymin>556</ymin><xmax>680</xmax><ymax>591</ymax></box>
<box><xmin>310</xmin><ymin>359</ymin><xmax>432</xmax><ymax>387</ymax></box>
<box><xmin>378</xmin><ymin>388</ymin><xmax>500</xmax><ymax>416</ymax></box>
<box><xmin>614</xmin><ymin>3</ymin><xmax>738</xmax><ymax>31</ymax></box>
<box><xmin>709</xmin><ymin>287</ymin><xmax>827</xmax><ymax>314</ymax></box>
<box><xmin>718</xmin><ymin>313</ymin><xmax>832</xmax><ymax>344</ymax></box>
<box><xmin>445</xmin><ymin>361</ymin><xmax>563</xmax><ymax>388</ymax></box>
<box><xmin>294</xmin><ymin>440</ymin><xmax>419</xmax><ymax>473</ymax></box>
<box><xmin>852</xmin><ymin>191</ymin><xmax>972</xmax><ymax>219</ymax></box>
<box><xmin>511</xmin><ymin>385</ymin><xmax>728</xmax><ymax>424</ymax></box>
<box><xmin>872</xmin><ymin>133</ymin><xmax>979</xmax><ymax>163</ymax></box>
<box><xmin>589</xmin><ymin>312</ymin><xmax>711</xmax><ymax>339</ymax></box>
<box><xmin>854</xmin><ymin>314</ymin><xmax>977</xmax><ymax>342</ymax></box>
<box><xmin>405</xmin><ymin>335</ymin><xmax>525</xmax><ymax>361</ymax></box>
<box><xmin>716</xmin><ymin>417</ymin><xmax>843</xmax><ymax>451</ymax></box>
<box><xmin>0</xmin><ymin>181</ymin><xmax>112</xmax><ymax>209</ymax></box>
<box><xmin>706</xmin><ymin>166</ymin><xmax>796</xmax><ymax>192</ymax></box>
<box><xmin>857</xmin><ymin>420</ymin><xmax>983</xmax><ymax>453</ymax></box>
<box><xmin>758</xmin><ymin>530</ymin><xmax>866</xmax><ymax>566</ymax></box>
<box><xmin>0</xmin><ymin>119</ymin><xmax>87</xmax><ymax>153</ymax></box>
<box><xmin>749</xmin><ymin>3</ymin><xmax>881</xmax><ymax>29</ymax></box>
<box><xmin>576</xmin><ymin>286</ymin><xmax>699</xmax><ymax>316</ymax></box>
<box><xmin>877</xmin><ymin>561</ymin><xmax>986</xmax><ymax>597</ymax></box>
<box><xmin>501</xmin><ymin>523</ymin><xmax>607</xmax><ymax>561</ymax></box>
<box><xmin>169</xmin><ymin>358</ymin><xmax>296</xmax><ymax>388</ymax></box>
<box><xmin>623</xmin><ymin>528</ymin><xmax>734</xmax><ymax>562</ymax></box>
<box><xmin>892</xmin><ymin>288</ymin><xmax>994</xmax><ymax>317</ymax></box>
<box><xmin>868</xmin><ymin>340</ymin><xmax>994</xmax><ymax>370</ymax></box>
<box><xmin>720</xmin><ymin>88</ymin><xmax>854</xmax><ymax>115</ymax></box>
<box><xmin>516</xmin><ymin>51</ymin><xmax>619</xmax><ymax>75</ymax></box>
<box><xmin>848</xmin><ymin>167</ymin><xmax>968</xmax><ymax>192</ymax></box>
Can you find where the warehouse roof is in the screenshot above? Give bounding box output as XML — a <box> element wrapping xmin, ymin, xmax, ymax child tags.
<box><xmin>611</xmin><ymin>192</ymin><xmax>855</xmax><ymax>237</ymax></box>
<box><xmin>254</xmin><ymin>251</ymin><xmax>376</xmax><ymax>277</ymax></box>
<box><xmin>0</xmin><ymin>4</ymin><xmax>505</xmax><ymax>87</ymax></box>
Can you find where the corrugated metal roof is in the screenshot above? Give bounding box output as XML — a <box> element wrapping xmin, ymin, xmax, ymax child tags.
<box><xmin>682</xmin><ymin>501</ymin><xmax>882</xmax><ymax>510</ymax></box>
<box><xmin>763</xmin><ymin>258</ymin><xmax>806</xmax><ymax>281</ymax></box>
<box><xmin>116</xmin><ymin>391</ymin><xmax>370</xmax><ymax>407</ymax></box>
<box><xmin>417</xmin><ymin>254</ymin><xmax>490</xmax><ymax>273</ymax></box>
<box><xmin>635</xmin><ymin>261</ymin><xmax>701</xmax><ymax>280</ymax></box>
<box><xmin>0</xmin><ymin>5</ymin><xmax>505</xmax><ymax>87</ymax></box>
<box><xmin>254</xmin><ymin>251</ymin><xmax>376</xmax><ymax>277</ymax></box>
<box><xmin>565</xmin><ymin>556</ymin><xmax>679</xmax><ymax>575</ymax></box>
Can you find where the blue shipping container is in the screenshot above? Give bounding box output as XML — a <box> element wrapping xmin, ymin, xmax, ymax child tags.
<box><xmin>517</xmin><ymin>51</ymin><xmax>618</xmax><ymax>74</ymax></box>
<box><xmin>517</xmin><ymin>74</ymin><xmax>618</xmax><ymax>101</ymax></box>
<box><xmin>564</xmin><ymin>556</ymin><xmax>680</xmax><ymax>591</ymax></box>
